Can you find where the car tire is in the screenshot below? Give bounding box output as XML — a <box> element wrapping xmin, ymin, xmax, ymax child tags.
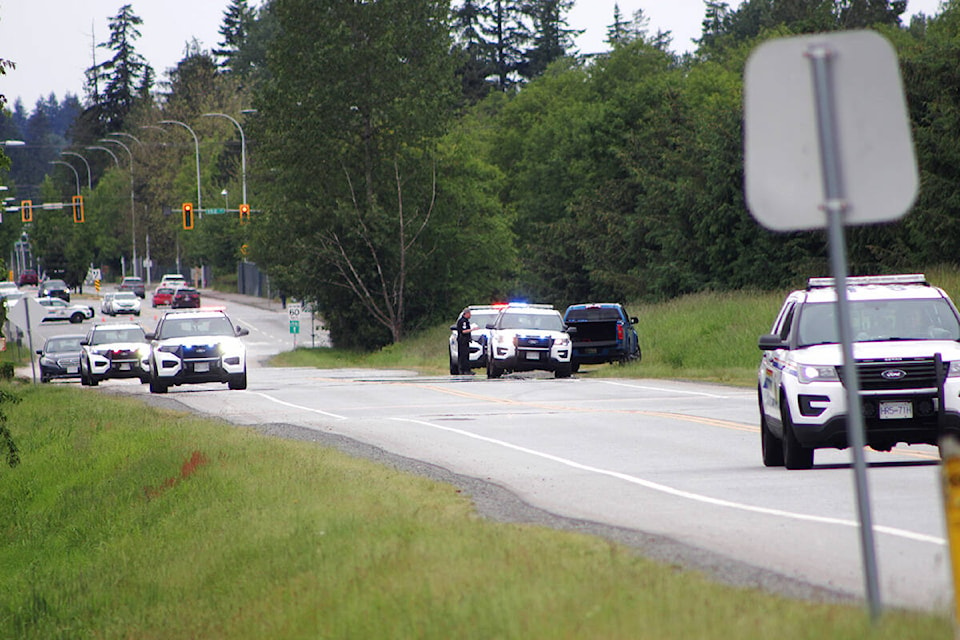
<box><xmin>571</xmin><ymin>362</ymin><xmax>580</xmax><ymax>373</ymax></box>
<box><xmin>487</xmin><ymin>358</ymin><xmax>502</xmax><ymax>379</ymax></box>
<box><xmin>228</xmin><ymin>369</ymin><xmax>247</xmax><ymax>391</ymax></box>
<box><xmin>760</xmin><ymin>389</ymin><xmax>784</xmax><ymax>467</ymax></box>
<box><xmin>781</xmin><ymin>394</ymin><xmax>814</xmax><ymax>470</ymax></box>
<box><xmin>555</xmin><ymin>364</ymin><xmax>572</xmax><ymax>378</ymax></box>
<box><xmin>149</xmin><ymin>363</ymin><xmax>168</xmax><ymax>394</ymax></box>
<box><xmin>449</xmin><ymin>355</ymin><xmax>458</xmax><ymax>376</ymax></box>
<box><xmin>69</xmin><ymin>312</ymin><xmax>84</xmax><ymax>324</ymax></box>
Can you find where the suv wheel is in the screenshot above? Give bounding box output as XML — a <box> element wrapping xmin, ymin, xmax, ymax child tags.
<box><xmin>554</xmin><ymin>364</ymin><xmax>572</xmax><ymax>378</ymax></box>
<box><xmin>228</xmin><ymin>368</ymin><xmax>247</xmax><ymax>391</ymax></box>
<box><xmin>149</xmin><ymin>363</ymin><xmax>168</xmax><ymax>394</ymax></box>
<box><xmin>487</xmin><ymin>358</ymin><xmax>502</xmax><ymax>379</ymax></box>
<box><xmin>70</xmin><ymin>312</ymin><xmax>85</xmax><ymax>324</ymax></box>
<box><xmin>781</xmin><ymin>395</ymin><xmax>814</xmax><ymax>470</ymax></box>
<box><xmin>759</xmin><ymin>390</ymin><xmax>784</xmax><ymax>467</ymax></box>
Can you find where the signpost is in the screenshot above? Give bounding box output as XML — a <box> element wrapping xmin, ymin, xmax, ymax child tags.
<box><xmin>6</xmin><ymin>296</ymin><xmax>45</xmax><ymax>383</ymax></box>
<box><xmin>288</xmin><ymin>302</ymin><xmax>302</xmax><ymax>348</ymax></box>
<box><xmin>744</xmin><ymin>30</ymin><xmax>918</xmax><ymax>621</ymax></box>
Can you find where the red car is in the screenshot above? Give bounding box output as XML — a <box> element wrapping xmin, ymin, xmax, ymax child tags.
<box><xmin>171</xmin><ymin>286</ymin><xmax>201</xmax><ymax>309</ymax></box>
<box><xmin>152</xmin><ymin>285</ymin><xmax>175</xmax><ymax>307</ymax></box>
<box><xmin>17</xmin><ymin>269</ymin><xmax>38</xmax><ymax>286</ymax></box>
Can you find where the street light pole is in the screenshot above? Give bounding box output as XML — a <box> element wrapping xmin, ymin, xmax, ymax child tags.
<box><xmin>202</xmin><ymin>112</ymin><xmax>247</xmax><ymax>205</ymax></box>
<box><xmin>86</xmin><ymin>145</ymin><xmax>120</xmax><ymax>167</ymax></box>
<box><xmin>61</xmin><ymin>151</ymin><xmax>92</xmax><ymax>189</ymax></box>
<box><xmin>49</xmin><ymin>161</ymin><xmax>80</xmax><ymax>196</ymax></box>
<box><xmin>100</xmin><ymin>138</ymin><xmax>138</xmax><ymax>279</ymax></box>
<box><xmin>159</xmin><ymin>120</ymin><xmax>202</xmax><ymax>211</ymax></box>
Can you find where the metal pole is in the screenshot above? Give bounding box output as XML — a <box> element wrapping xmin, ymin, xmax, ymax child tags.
<box><xmin>100</xmin><ymin>138</ymin><xmax>137</xmax><ymax>279</ymax></box>
<box><xmin>159</xmin><ymin>120</ymin><xmax>202</xmax><ymax>211</ymax></box>
<box><xmin>807</xmin><ymin>43</ymin><xmax>882</xmax><ymax>620</ymax></box>
<box><xmin>49</xmin><ymin>161</ymin><xmax>80</xmax><ymax>196</ymax></box>
<box><xmin>202</xmin><ymin>112</ymin><xmax>247</xmax><ymax>204</ymax></box>
<box><xmin>61</xmin><ymin>152</ymin><xmax>91</xmax><ymax>189</ymax></box>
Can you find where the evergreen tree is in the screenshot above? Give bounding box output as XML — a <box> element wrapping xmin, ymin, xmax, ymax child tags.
<box><xmin>87</xmin><ymin>4</ymin><xmax>154</xmax><ymax>132</ymax></box>
<box><xmin>484</xmin><ymin>0</ymin><xmax>531</xmax><ymax>91</ymax></box>
<box><xmin>518</xmin><ymin>0</ymin><xmax>579</xmax><ymax>80</ymax></box>
<box><xmin>451</xmin><ymin>0</ymin><xmax>498</xmax><ymax>103</ymax></box>
<box><xmin>215</xmin><ymin>0</ymin><xmax>258</xmax><ymax>72</ymax></box>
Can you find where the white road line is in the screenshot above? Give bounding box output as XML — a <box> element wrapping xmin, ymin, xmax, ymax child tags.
<box><xmin>392</xmin><ymin>417</ymin><xmax>945</xmax><ymax>546</ymax></box>
<box><xmin>596</xmin><ymin>379</ymin><xmax>746</xmax><ymax>399</ymax></box>
<box><xmin>252</xmin><ymin>392</ymin><xmax>347</xmax><ymax>420</ymax></box>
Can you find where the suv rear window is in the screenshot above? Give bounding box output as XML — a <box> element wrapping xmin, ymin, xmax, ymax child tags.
<box><xmin>566</xmin><ymin>307</ymin><xmax>622</xmax><ymax>321</ymax></box>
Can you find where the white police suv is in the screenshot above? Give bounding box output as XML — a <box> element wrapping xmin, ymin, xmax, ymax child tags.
<box><xmin>758</xmin><ymin>274</ymin><xmax>960</xmax><ymax>469</ymax></box>
<box><xmin>80</xmin><ymin>322</ymin><xmax>150</xmax><ymax>386</ymax></box>
<box><xmin>485</xmin><ymin>304</ymin><xmax>574</xmax><ymax>378</ymax></box>
<box><xmin>144</xmin><ymin>309</ymin><xmax>249</xmax><ymax>393</ymax></box>
<box><xmin>448</xmin><ymin>304</ymin><xmax>503</xmax><ymax>374</ymax></box>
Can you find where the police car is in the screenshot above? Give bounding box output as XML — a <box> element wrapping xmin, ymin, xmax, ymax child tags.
<box><xmin>80</xmin><ymin>322</ymin><xmax>150</xmax><ymax>385</ymax></box>
<box><xmin>758</xmin><ymin>274</ymin><xmax>960</xmax><ymax>469</ymax></box>
<box><xmin>144</xmin><ymin>309</ymin><xmax>249</xmax><ymax>393</ymax></box>
<box><xmin>484</xmin><ymin>303</ymin><xmax>575</xmax><ymax>378</ymax></box>
<box><xmin>448</xmin><ymin>304</ymin><xmax>503</xmax><ymax>374</ymax></box>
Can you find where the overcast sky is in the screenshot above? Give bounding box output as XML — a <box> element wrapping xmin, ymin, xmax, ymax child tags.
<box><xmin>0</xmin><ymin>0</ymin><xmax>947</xmax><ymax>109</ymax></box>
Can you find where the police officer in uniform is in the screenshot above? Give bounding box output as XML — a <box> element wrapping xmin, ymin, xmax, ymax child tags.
<box><xmin>455</xmin><ymin>308</ymin><xmax>475</xmax><ymax>375</ymax></box>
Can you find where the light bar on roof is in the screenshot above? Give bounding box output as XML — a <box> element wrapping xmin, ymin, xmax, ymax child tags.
<box><xmin>807</xmin><ymin>274</ymin><xmax>927</xmax><ymax>289</ymax></box>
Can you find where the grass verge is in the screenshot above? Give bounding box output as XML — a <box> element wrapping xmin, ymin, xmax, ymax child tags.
<box><xmin>0</xmin><ymin>382</ymin><xmax>950</xmax><ymax>638</ymax></box>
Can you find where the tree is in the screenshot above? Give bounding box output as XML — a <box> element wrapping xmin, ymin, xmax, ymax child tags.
<box><xmin>451</xmin><ymin>0</ymin><xmax>498</xmax><ymax>103</ymax></box>
<box><xmin>214</xmin><ymin>0</ymin><xmax>258</xmax><ymax>72</ymax></box>
<box><xmin>484</xmin><ymin>0</ymin><xmax>531</xmax><ymax>91</ymax></box>
<box><xmin>254</xmin><ymin>0</ymin><xmax>468</xmax><ymax>346</ymax></box>
<box><xmin>518</xmin><ymin>0</ymin><xmax>580</xmax><ymax>80</ymax></box>
<box><xmin>86</xmin><ymin>4</ymin><xmax>154</xmax><ymax>132</ymax></box>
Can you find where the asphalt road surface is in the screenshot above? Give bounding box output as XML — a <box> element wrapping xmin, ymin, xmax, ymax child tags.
<box><xmin>33</xmin><ymin>290</ymin><xmax>952</xmax><ymax>613</ymax></box>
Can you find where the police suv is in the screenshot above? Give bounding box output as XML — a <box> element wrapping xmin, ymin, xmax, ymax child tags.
<box><xmin>484</xmin><ymin>303</ymin><xmax>575</xmax><ymax>378</ymax></box>
<box><xmin>144</xmin><ymin>309</ymin><xmax>249</xmax><ymax>393</ymax></box>
<box><xmin>758</xmin><ymin>274</ymin><xmax>960</xmax><ymax>469</ymax></box>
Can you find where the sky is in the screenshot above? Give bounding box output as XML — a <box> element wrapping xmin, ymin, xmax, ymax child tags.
<box><xmin>0</xmin><ymin>0</ymin><xmax>948</xmax><ymax>109</ymax></box>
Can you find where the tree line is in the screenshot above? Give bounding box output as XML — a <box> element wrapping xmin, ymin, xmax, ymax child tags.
<box><xmin>1</xmin><ymin>0</ymin><xmax>959</xmax><ymax>350</ymax></box>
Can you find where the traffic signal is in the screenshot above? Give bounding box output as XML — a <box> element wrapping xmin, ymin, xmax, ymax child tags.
<box><xmin>20</xmin><ymin>200</ymin><xmax>32</xmax><ymax>223</ymax></box>
<box><xmin>182</xmin><ymin>202</ymin><xmax>194</xmax><ymax>230</ymax></box>
<box><xmin>72</xmin><ymin>195</ymin><xmax>85</xmax><ymax>223</ymax></box>
<box><xmin>239</xmin><ymin>203</ymin><xmax>250</xmax><ymax>225</ymax></box>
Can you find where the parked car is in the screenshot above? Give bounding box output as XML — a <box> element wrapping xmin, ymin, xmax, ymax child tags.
<box><xmin>563</xmin><ymin>303</ymin><xmax>640</xmax><ymax>371</ymax></box>
<box><xmin>39</xmin><ymin>278</ymin><xmax>70</xmax><ymax>302</ymax></box>
<box><xmin>109</xmin><ymin>291</ymin><xmax>141</xmax><ymax>316</ymax></box>
<box><xmin>36</xmin><ymin>296</ymin><xmax>95</xmax><ymax>323</ymax></box>
<box><xmin>152</xmin><ymin>285</ymin><xmax>175</xmax><ymax>308</ymax></box>
<box><xmin>80</xmin><ymin>322</ymin><xmax>150</xmax><ymax>386</ymax></box>
<box><xmin>17</xmin><ymin>269</ymin><xmax>38</xmax><ymax>286</ymax></box>
<box><xmin>118</xmin><ymin>276</ymin><xmax>145</xmax><ymax>298</ymax></box>
<box><xmin>758</xmin><ymin>273</ymin><xmax>960</xmax><ymax>469</ymax></box>
<box><xmin>484</xmin><ymin>303</ymin><xmax>575</xmax><ymax>379</ymax></box>
<box><xmin>448</xmin><ymin>304</ymin><xmax>503</xmax><ymax>374</ymax></box>
<box><xmin>171</xmin><ymin>286</ymin><xmax>201</xmax><ymax>309</ymax></box>
<box><xmin>36</xmin><ymin>334</ymin><xmax>84</xmax><ymax>383</ymax></box>
<box><xmin>144</xmin><ymin>309</ymin><xmax>249</xmax><ymax>393</ymax></box>
<box><xmin>0</xmin><ymin>281</ymin><xmax>19</xmax><ymax>298</ymax></box>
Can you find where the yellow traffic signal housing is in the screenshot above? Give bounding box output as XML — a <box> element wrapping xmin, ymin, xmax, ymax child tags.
<box><xmin>182</xmin><ymin>202</ymin><xmax>194</xmax><ymax>230</ymax></box>
<box><xmin>72</xmin><ymin>195</ymin><xmax>85</xmax><ymax>223</ymax></box>
<box><xmin>20</xmin><ymin>200</ymin><xmax>32</xmax><ymax>223</ymax></box>
<box><xmin>239</xmin><ymin>203</ymin><xmax>250</xmax><ymax>225</ymax></box>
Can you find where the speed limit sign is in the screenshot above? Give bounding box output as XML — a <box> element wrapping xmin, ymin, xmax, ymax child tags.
<box><xmin>287</xmin><ymin>303</ymin><xmax>302</xmax><ymax>336</ymax></box>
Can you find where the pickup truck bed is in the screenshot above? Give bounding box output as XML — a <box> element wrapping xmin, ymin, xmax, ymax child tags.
<box><xmin>563</xmin><ymin>303</ymin><xmax>640</xmax><ymax>370</ymax></box>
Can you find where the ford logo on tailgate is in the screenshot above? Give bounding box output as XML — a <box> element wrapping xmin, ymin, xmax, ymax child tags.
<box><xmin>881</xmin><ymin>369</ymin><xmax>906</xmax><ymax>380</ymax></box>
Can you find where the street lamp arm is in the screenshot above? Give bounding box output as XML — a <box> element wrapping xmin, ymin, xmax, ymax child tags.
<box><xmin>49</xmin><ymin>161</ymin><xmax>80</xmax><ymax>196</ymax></box>
<box><xmin>61</xmin><ymin>151</ymin><xmax>92</xmax><ymax>189</ymax></box>
<box><xmin>202</xmin><ymin>112</ymin><xmax>247</xmax><ymax>204</ymax></box>
<box><xmin>159</xmin><ymin>119</ymin><xmax>202</xmax><ymax>209</ymax></box>
<box><xmin>86</xmin><ymin>146</ymin><xmax>120</xmax><ymax>167</ymax></box>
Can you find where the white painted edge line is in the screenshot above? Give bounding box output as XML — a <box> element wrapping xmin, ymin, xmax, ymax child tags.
<box><xmin>595</xmin><ymin>379</ymin><xmax>745</xmax><ymax>399</ymax></box>
<box><xmin>252</xmin><ymin>392</ymin><xmax>347</xmax><ymax>420</ymax></box>
<box><xmin>393</xmin><ymin>417</ymin><xmax>945</xmax><ymax>546</ymax></box>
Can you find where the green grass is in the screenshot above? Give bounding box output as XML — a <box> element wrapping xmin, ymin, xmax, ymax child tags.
<box><xmin>0</xmin><ymin>383</ymin><xmax>950</xmax><ymax>639</ymax></box>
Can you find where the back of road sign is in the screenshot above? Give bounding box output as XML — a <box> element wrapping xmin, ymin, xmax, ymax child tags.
<box><xmin>743</xmin><ymin>30</ymin><xmax>918</xmax><ymax>231</ymax></box>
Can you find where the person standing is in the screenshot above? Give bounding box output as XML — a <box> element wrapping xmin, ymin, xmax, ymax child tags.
<box><xmin>455</xmin><ymin>308</ymin><xmax>475</xmax><ymax>375</ymax></box>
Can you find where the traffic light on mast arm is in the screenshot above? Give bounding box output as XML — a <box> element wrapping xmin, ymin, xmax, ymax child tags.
<box><xmin>72</xmin><ymin>195</ymin><xmax>85</xmax><ymax>223</ymax></box>
<box><xmin>182</xmin><ymin>202</ymin><xmax>194</xmax><ymax>230</ymax></box>
<box><xmin>239</xmin><ymin>203</ymin><xmax>250</xmax><ymax>225</ymax></box>
<box><xmin>20</xmin><ymin>200</ymin><xmax>32</xmax><ymax>223</ymax></box>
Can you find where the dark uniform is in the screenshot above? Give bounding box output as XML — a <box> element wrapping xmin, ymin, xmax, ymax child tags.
<box><xmin>456</xmin><ymin>311</ymin><xmax>473</xmax><ymax>374</ymax></box>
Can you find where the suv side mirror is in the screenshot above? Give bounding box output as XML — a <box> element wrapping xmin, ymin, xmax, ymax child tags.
<box><xmin>236</xmin><ymin>326</ymin><xmax>250</xmax><ymax>337</ymax></box>
<box><xmin>630</xmin><ymin>317</ymin><xmax>638</xmax><ymax>324</ymax></box>
<box><xmin>144</xmin><ymin>332</ymin><xmax>155</xmax><ymax>340</ymax></box>
<box><xmin>758</xmin><ymin>334</ymin><xmax>787</xmax><ymax>351</ymax></box>
<box><xmin>486</xmin><ymin>323</ymin><xmax>496</xmax><ymax>330</ymax></box>
<box><xmin>565</xmin><ymin>326</ymin><xmax>577</xmax><ymax>334</ymax></box>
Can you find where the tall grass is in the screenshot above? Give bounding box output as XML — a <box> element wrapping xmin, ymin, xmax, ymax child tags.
<box><xmin>0</xmin><ymin>383</ymin><xmax>949</xmax><ymax>638</ymax></box>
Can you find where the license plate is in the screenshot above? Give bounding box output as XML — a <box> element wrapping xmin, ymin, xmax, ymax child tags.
<box><xmin>119</xmin><ymin>363</ymin><xmax>131</xmax><ymax>371</ymax></box>
<box><xmin>525</xmin><ymin>352</ymin><xmax>540</xmax><ymax>361</ymax></box>
<box><xmin>582</xmin><ymin>348</ymin><xmax>597</xmax><ymax>354</ymax></box>
<box><xmin>879</xmin><ymin>401</ymin><xmax>912</xmax><ymax>420</ymax></box>
<box><xmin>67</xmin><ymin>366</ymin><xmax>78</xmax><ymax>374</ymax></box>
<box><xmin>194</xmin><ymin>362</ymin><xmax>210</xmax><ymax>373</ymax></box>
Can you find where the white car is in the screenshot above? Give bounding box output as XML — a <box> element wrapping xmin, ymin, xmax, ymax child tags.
<box><xmin>484</xmin><ymin>304</ymin><xmax>575</xmax><ymax>379</ymax></box>
<box><xmin>758</xmin><ymin>274</ymin><xmax>960</xmax><ymax>469</ymax></box>
<box><xmin>0</xmin><ymin>281</ymin><xmax>20</xmax><ymax>298</ymax></box>
<box><xmin>108</xmin><ymin>291</ymin><xmax>141</xmax><ymax>316</ymax></box>
<box><xmin>448</xmin><ymin>305</ymin><xmax>503</xmax><ymax>374</ymax></box>
<box><xmin>35</xmin><ymin>296</ymin><xmax>95</xmax><ymax>323</ymax></box>
<box><xmin>80</xmin><ymin>322</ymin><xmax>150</xmax><ymax>386</ymax></box>
<box><xmin>145</xmin><ymin>309</ymin><xmax>249</xmax><ymax>393</ymax></box>
<box><xmin>160</xmin><ymin>273</ymin><xmax>187</xmax><ymax>289</ymax></box>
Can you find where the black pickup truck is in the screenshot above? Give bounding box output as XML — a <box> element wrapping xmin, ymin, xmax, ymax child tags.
<box><xmin>563</xmin><ymin>303</ymin><xmax>641</xmax><ymax>371</ymax></box>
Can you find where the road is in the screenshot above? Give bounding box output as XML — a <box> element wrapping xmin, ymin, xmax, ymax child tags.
<box><xmin>23</xmin><ymin>290</ymin><xmax>953</xmax><ymax>613</ymax></box>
